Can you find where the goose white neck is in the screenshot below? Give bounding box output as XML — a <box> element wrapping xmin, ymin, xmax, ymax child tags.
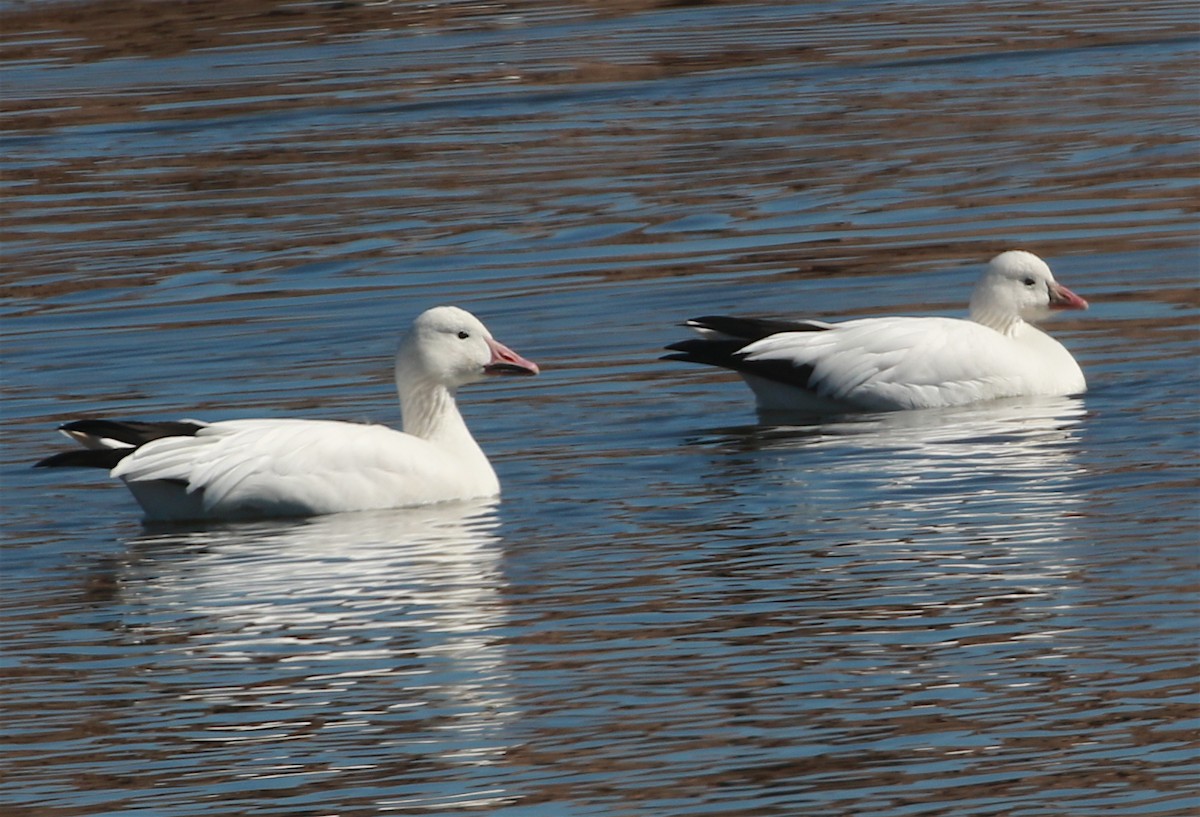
<box><xmin>968</xmin><ymin>301</ymin><xmax>1023</xmax><ymax>336</ymax></box>
<box><xmin>397</xmin><ymin>375</ymin><xmax>458</xmax><ymax>439</ymax></box>
<box><xmin>393</xmin><ymin>359</ymin><xmax>487</xmax><ymax>465</ymax></box>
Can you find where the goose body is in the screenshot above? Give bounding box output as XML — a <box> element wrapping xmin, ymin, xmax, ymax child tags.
<box><xmin>37</xmin><ymin>306</ymin><xmax>538</xmax><ymax>521</ymax></box>
<box><xmin>665</xmin><ymin>251</ymin><xmax>1088</xmax><ymax>414</ymax></box>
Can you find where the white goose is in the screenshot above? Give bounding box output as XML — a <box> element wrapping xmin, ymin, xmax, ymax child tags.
<box><xmin>665</xmin><ymin>250</ymin><xmax>1088</xmax><ymax>414</ymax></box>
<box><xmin>37</xmin><ymin>306</ymin><xmax>539</xmax><ymax>521</ymax></box>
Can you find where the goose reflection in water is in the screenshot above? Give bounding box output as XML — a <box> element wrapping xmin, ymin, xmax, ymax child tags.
<box><xmin>95</xmin><ymin>499</ymin><xmax>518</xmax><ymax>804</ymax></box>
<box><xmin>675</xmin><ymin>397</ymin><xmax>1094</xmax><ymax>682</ymax></box>
<box><xmin>690</xmin><ymin>395</ymin><xmax>1089</xmax><ymax>550</ymax></box>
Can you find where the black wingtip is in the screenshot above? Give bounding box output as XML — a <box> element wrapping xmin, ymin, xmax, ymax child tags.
<box><xmin>662</xmin><ymin>338</ymin><xmax>748</xmax><ymax>368</ymax></box>
<box><xmin>37</xmin><ymin>418</ymin><xmax>205</xmax><ymax>471</ymax></box>
<box><xmin>57</xmin><ymin>419</ymin><xmax>204</xmax><ymax>445</ymax></box>
<box><xmin>35</xmin><ymin>449</ymin><xmax>130</xmax><ymax>470</ymax></box>
<box><xmin>664</xmin><ymin>337</ymin><xmax>818</xmax><ymax>391</ymax></box>
<box><xmin>683</xmin><ymin>315</ymin><xmax>830</xmax><ymax>341</ymax></box>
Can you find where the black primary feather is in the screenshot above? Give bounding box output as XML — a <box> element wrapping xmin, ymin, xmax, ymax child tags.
<box><xmin>35</xmin><ymin>449</ymin><xmax>131</xmax><ymax>470</ymax></box>
<box><xmin>58</xmin><ymin>419</ymin><xmax>204</xmax><ymax>447</ymax></box>
<box><xmin>684</xmin><ymin>315</ymin><xmax>830</xmax><ymax>342</ymax></box>
<box><xmin>662</xmin><ymin>337</ymin><xmax>748</xmax><ymax>368</ymax></box>
<box><xmin>663</xmin><ymin>338</ymin><xmax>818</xmax><ymax>391</ymax></box>
<box><xmin>34</xmin><ymin>419</ymin><xmax>205</xmax><ymax>469</ymax></box>
<box><xmin>663</xmin><ymin>315</ymin><xmax>829</xmax><ymax>390</ymax></box>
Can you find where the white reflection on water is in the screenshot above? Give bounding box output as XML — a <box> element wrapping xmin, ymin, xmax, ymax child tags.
<box><xmin>689</xmin><ymin>397</ymin><xmax>1090</xmax><ymax>594</ymax></box>
<box><xmin>111</xmin><ymin>499</ymin><xmax>516</xmax><ymax>794</ymax></box>
<box><xmin>751</xmin><ymin>396</ymin><xmax>1085</xmax><ymax>527</ymax></box>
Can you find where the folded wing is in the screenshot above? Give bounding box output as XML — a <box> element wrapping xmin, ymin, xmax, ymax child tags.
<box><xmin>109</xmin><ymin>419</ymin><xmax>499</xmax><ymax>520</ymax></box>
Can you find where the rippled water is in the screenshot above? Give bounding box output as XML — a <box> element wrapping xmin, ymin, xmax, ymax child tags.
<box><xmin>3</xmin><ymin>1</ymin><xmax>1198</xmax><ymax>815</ymax></box>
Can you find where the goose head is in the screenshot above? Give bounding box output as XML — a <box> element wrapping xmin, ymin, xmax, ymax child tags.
<box><xmin>969</xmin><ymin>250</ymin><xmax>1088</xmax><ymax>332</ymax></box>
<box><xmin>397</xmin><ymin>306</ymin><xmax>539</xmax><ymax>390</ymax></box>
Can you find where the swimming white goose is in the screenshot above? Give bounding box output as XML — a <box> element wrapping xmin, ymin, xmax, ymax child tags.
<box><xmin>665</xmin><ymin>250</ymin><xmax>1088</xmax><ymax>414</ymax></box>
<box><xmin>37</xmin><ymin>306</ymin><xmax>539</xmax><ymax>521</ymax></box>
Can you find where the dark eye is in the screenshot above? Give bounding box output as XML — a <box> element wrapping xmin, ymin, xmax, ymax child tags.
<box><xmin>457</xmin><ymin>331</ymin><xmax>470</xmax><ymax>339</ymax></box>
<box><xmin>1023</xmin><ymin>277</ymin><xmax>1036</xmax><ymax>287</ymax></box>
